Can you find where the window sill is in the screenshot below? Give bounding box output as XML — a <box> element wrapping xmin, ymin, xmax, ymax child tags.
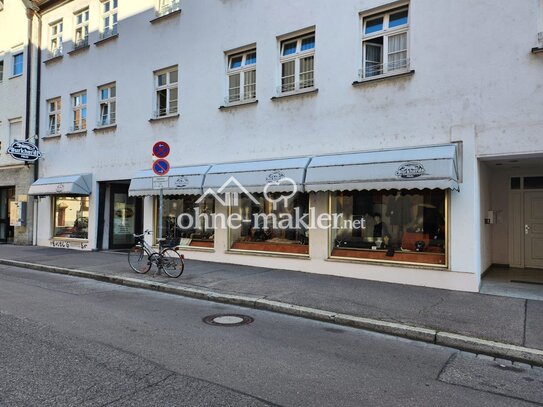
<box><xmin>352</xmin><ymin>69</ymin><xmax>415</xmax><ymax>86</ymax></box>
<box><xmin>93</xmin><ymin>123</ymin><xmax>117</xmax><ymax>132</ymax></box>
<box><xmin>150</xmin><ymin>9</ymin><xmax>181</xmax><ymax>24</ymax></box>
<box><xmin>148</xmin><ymin>113</ymin><xmax>179</xmax><ymax>123</ymax></box>
<box><xmin>66</xmin><ymin>129</ymin><xmax>87</xmax><ymax>137</ymax></box>
<box><xmin>43</xmin><ymin>54</ymin><xmax>63</xmax><ymax>64</ymax></box>
<box><xmin>226</xmin><ymin>249</ymin><xmax>310</xmax><ymax>259</ymax></box>
<box><xmin>8</xmin><ymin>74</ymin><xmax>23</xmax><ymax>80</ymax></box>
<box><xmin>94</xmin><ymin>33</ymin><xmax>119</xmax><ymax>46</ymax></box>
<box><xmin>219</xmin><ymin>99</ymin><xmax>258</xmax><ymax>110</ymax></box>
<box><xmin>42</xmin><ymin>133</ymin><xmax>61</xmax><ymax>140</ymax></box>
<box><xmin>532</xmin><ymin>47</ymin><xmax>543</xmax><ymax>54</ymax></box>
<box><xmin>326</xmin><ymin>255</ymin><xmax>447</xmax><ymax>271</ymax></box>
<box><xmin>68</xmin><ymin>44</ymin><xmax>90</xmax><ymax>56</ymax></box>
<box><xmin>271</xmin><ymin>87</ymin><xmax>318</xmax><ymax>101</ymax></box>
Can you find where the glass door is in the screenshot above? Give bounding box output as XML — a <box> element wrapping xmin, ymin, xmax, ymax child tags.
<box><xmin>109</xmin><ymin>184</ymin><xmax>141</xmax><ymax>250</ymax></box>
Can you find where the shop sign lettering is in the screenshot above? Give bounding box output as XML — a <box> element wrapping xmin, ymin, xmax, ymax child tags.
<box><xmin>171</xmin><ymin>176</ymin><xmax>189</xmax><ymax>188</ymax></box>
<box><xmin>6</xmin><ymin>141</ymin><xmax>43</xmax><ymax>162</ymax></box>
<box><xmin>266</xmin><ymin>171</ymin><xmax>286</xmax><ymax>182</ymax></box>
<box><xmin>395</xmin><ymin>162</ymin><xmax>426</xmax><ymax>179</ymax></box>
<box><xmin>51</xmin><ymin>240</ymin><xmax>70</xmax><ymax>248</ymax></box>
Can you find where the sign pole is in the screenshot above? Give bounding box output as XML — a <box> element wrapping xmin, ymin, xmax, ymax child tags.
<box><xmin>158</xmin><ymin>188</ymin><xmax>164</xmax><ymax>242</ymax></box>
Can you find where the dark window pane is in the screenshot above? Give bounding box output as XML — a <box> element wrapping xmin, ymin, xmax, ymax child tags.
<box><xmin>365</xmin><ymin>17</ymin><xmax>383</xmax><ymax>34</ymax></box>
<box><xmin>282</xmin><ymin>41</ymin><xmax>297</xmax><ymax>56</ymax></box>
<box><xmin>245</xmin><ymin>52</ymin><xmax>256</xmax><ymax>65</ymax></box>
<box><xmin>389</xmin><ymin>9</ymin><xmax>408</xmax><ymax>28</ymax></box>
<box><xmin>230</xmin><ymin>55</ymin><xmax>242</xmax><ymax>69</ymax></box>
<box><xmin>510</xmin><ymin>177</ymin><xmax>521</xmax><ymax>190</ymax></box>
<box><xmin>524</xmin><ymin>177</ymin><xmax>543</xmax><ymax>189</ymax></box>
<box><xmin>301</xmin><ymin>36</ymin><xmax>315</xmax><ymax>51</ymax></box>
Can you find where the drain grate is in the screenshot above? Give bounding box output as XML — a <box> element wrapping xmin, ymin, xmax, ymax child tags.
<box><xmin>203</xmin><ymin>314</ymin><xmax>254</xmax><ymax>327</ymax></box>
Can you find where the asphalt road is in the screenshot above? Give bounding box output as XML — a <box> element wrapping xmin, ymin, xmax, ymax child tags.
<box><xmin>0</xmin><ymin>265</ymin><xmax>541</xmax><ymax>407</ymax></box>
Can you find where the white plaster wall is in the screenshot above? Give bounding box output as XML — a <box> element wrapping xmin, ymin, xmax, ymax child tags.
<box><xmin>34</xmin><ymin>0</ymin><xmax>542</xmax><ymax>290</ymax></box>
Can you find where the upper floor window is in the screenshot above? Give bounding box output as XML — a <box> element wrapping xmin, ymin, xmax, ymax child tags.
<box><xmin>157</xmin><ymin>0</ymin><xmax>180</xmax><ymax>17</ymax></box>
<box><xmin>279</xmin><ymin>32</ymin><xmax>315</xmax><ymax>94</ymax></box>
<box><xmin>98</xmin><ymin>83</ymin><xmax>116</xmax><ymax>126</ymax></box>
<box><xmin>154</xmin><ymin>67</ymin><xmax>178</xmax><ymax>117</ymax></box>
<box><xmin>71</xmin><ymin>91</ymin><xmax>87</xmax><ymax>131</ymax></box>
<box><xmin>361</xmin><ymin>5</ymin><xmax>409</xmax><ymax>79</ymax></box>
<box><xmin>74</xmin><ymin>8</ymin><xmax>89</xmax><ymax>48</ymax></box>
<box><xmin>12</xmin><ymin>52</ymin><xmax>23</xmax><ymax>76</ymax></box>
<box><xmin>47</xmin><ymin>98</ymin><xmax>61</xmax><ymax>136</ymax></box>
<box><xmin>100</xmin><ymin>0</ymin><xmax>118</xmax><ymax>39</ymax></box>
<box><xmin>0</xmin><ymin>60</ymin><xmax>3</xmax><ymax>82</ymax></box>
<box><xmin>49</xmin><ymin>20</ymin><xmax>63</xmax><ymax>57</ymax></box>
<box><xmin>226</xmin><ymin>49</ymin><xmax>256</xmax><ymax>104</ymax></box>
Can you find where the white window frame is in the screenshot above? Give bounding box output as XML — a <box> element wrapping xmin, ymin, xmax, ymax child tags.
<box><xmin>156</xmin><ymin>0</ymin><xmax>180</xmax><ymax>17</ymax></box>
<box><xmin>225</xmin><ymin>48</ymin><xmax>256</xmax><ymax>104</ymax></box>
<box><xmin>154</xmin><ymin>67</ymin><xmax>178</xmax><ymax>118</ymax></box>
<box><xmin>12</xmin><ymin>51</ymin><xmax>23</xmax><ymax>77</ymax></box>
<box><xmin>98</xmin><ymin>83</ymin><xmax>116</xmax><ymax>126</ymax></box>
<box><xmin>74</xmin><ymin>8</ymin><xmax>89</xmax><ymax>49</ymax></box>
<box><xmin>278</xmin><ymin>31</ymin><xmax>315</xmax><ymax>95</ymax></box>
<box><xmin>47</xmin><ymin>98</ymin><xmax>61</xmax><ymax>136</ymax></box>
<box><xmin>360</xmin><ymin>4</ymin><xmax>410</xmax><ymax>80</ymax></box>
<box><xmin>49</xmin><ymin>20</ymin><xmax>63</xmax><ymax>58</ymax></box>
<box><xmin>100</xmin><ymin>0</ymin><xmax>118</xmax><ymax>39</ymax></box>
<box><xmin>71</xmin><ymin>91</ymin><xmax>87</xmax><ymax>132</ymax></box>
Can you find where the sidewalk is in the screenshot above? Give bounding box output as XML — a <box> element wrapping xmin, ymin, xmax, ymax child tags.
<box><xmin>1</xmin><ymin>245</ymin><xmax>542</xmax><ymax>365</ymax></box>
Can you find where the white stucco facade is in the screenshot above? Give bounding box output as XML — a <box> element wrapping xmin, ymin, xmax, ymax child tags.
<box><xmin>33</xmin><ymin>0</ymin><xmax>543</xmax><ymax>291</ymax></box>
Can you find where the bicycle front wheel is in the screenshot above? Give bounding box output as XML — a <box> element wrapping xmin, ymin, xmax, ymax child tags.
<box><xmin>161</xmin><ymin>249</ymin><xmax>184</xmax><ymax>278</ymax></box>
<box><xmin>128</xmin><ymin>246</ymin><xmax>151</xmax><ymax>274</ymax></box>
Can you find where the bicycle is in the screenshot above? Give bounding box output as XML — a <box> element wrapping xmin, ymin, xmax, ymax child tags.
<box><xmin>128</xmin><ymin>230</ymin><xmax>185</xmax><ymax>278</ymax></box>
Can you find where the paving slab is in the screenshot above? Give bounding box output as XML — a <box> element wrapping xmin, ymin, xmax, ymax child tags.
<box><xmin>525</xmin><ymin>300</ymin><xmax>543</xmax><ymax>350</ymax></box>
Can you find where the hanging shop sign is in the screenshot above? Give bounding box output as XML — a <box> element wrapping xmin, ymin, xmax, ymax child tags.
<box><xmin>6</xmin><ymin>141</ymin><xmax>42</xmax><ymax>162</ymax></box>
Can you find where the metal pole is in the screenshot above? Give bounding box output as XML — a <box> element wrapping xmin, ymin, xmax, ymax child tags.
<box><xmin>158</xmin><ymin>188</ymin><xmax>164</xmax><ymax>240</ymax></box>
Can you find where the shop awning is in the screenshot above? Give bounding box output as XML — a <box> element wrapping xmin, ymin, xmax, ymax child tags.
<box><xmin>28</xmin><ymin>174</ymin><xmax>93</xmax><ymax>196</ymax></box>
<box><xmin>128</xmin><ymin>165</ymin><xmax>211</xmax><ymax>196</ymax></box>
<box><xmin>203</xmin><ymin>157</ymin><xmax>311</xmax><ymax>193</ymax></box>
<box><xmin>304</xmin><ymin>144</ymin><xmax>460</xmax><ymax>192</ymax></box>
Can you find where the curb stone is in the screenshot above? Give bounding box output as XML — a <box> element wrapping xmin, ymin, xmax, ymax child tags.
<box><xmin>1</xmin><ymin>258</ymin><xmax>543</xmax><ymax>367</ymax></box>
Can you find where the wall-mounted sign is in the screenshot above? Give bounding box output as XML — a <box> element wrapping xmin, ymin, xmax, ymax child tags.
<box><xmin>395</xmin><ymin>162</ymin><xmax>426</xmax><ymax>179</ymax></box>
<box><xmin>6</xmin><ymin>141</ymin><xmax>42</xmax><ymax>162</ymax></box>
<box><xmin>153</xmin><ymin>141</ymin><xmax>170</xmax><ymax>158</ymax></box>
<box><xmin>153</xmin><ymin>176</ymin><xmax>169</xmax><ymax>190</ymax></box>
<box><xmin>152</xmin><ymin>159</ymin><xmax>170</xmax><ymax>176</ymax></box>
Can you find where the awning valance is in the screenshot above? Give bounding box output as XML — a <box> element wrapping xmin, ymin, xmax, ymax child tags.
<box><xmin>28</xmin><ymin>174</ymin><xmax>92</xmax><ymax>196</ymax></box>
<box><xmin>128</xmin><ymin>165</ymin><xmax>211</xmax><ymax>197</ymax></box>
<box><xmin>304</xmin><ymin>144</ymin><xmax>460</xmax><ymax>192</ymax></box>
<box><xmin>202</xmin><ymin>157</ymin><xmax>311</xmax><ymax>193</ymax></box>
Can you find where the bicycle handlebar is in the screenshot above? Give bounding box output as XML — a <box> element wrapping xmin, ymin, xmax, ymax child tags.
<box><xmin>133</xmin><ymin>229</ymin><xmax>152</xmax><ymax>238</ymax></box>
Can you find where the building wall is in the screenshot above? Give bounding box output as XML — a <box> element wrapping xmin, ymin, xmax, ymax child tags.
<box><xmin>35</xmin><ymin>0</ymin><xmax>543</xmax><ymax>290</ymax></box>
<box><xmin>0</xmin><ymin>0</ymin><xmax>38</xmax><ymax>245</ymax></box>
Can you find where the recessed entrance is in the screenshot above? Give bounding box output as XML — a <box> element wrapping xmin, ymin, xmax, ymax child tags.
<box><xmin>0</xmin><ymin>187</ymin><xmax>15</xmax><ymax>244</ymax></box>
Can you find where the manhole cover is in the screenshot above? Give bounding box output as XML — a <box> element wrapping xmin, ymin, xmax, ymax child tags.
<box><xmin>203</xmin><ymin>314</ymin><xmax>254</xmax><ymax>326</ymax></box>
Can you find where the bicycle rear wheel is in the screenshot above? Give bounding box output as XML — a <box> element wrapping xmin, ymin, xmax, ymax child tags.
<box><xmin>161</xmin><ymin>249</ymin><xmax>184</xmax><ymax>278</ymax></box>
<box><xmin>128</xmin><ymin>246</ymin><xmax>151</xmax><ymax>274</ymax></box>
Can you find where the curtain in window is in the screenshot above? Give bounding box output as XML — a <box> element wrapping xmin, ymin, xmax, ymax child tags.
<box><xmin>281</xmin><ymin>61</ymin><xmax>295</xmax><ymax>92</ymax></box>
<box><xmin>388</xmin><ymin>33</ymin><xmax>407</xmax><ymax>71</ymax></box>
<box><xmin>365</xmin><ymin>43</ymin><xmax>382</xmax><ymax>77</ymax></box>
<box><xmin>244</xmin><ymin>70</ymin><xmax>256</xmax><ymax>99</ymax></box>
<box><xmin>228</xmin><ymin>73</ymin><xmax>241</xmax><ymax>102</ymax></box>
<box><xmin>299</xmin><ymin>56</ymin><xmax>314</xmax><ymax>88</ymax></box>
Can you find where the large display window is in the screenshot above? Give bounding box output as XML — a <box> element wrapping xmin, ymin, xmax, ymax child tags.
<box><xmin>229</xmin><ymin>193</ymin><xmax>310</xmax><ymax>255</ymax></box>
<box><xmin>53</xmin><ymin>196</ymin><xmax>89</xmax><ymax>239</ymax></box>
<box><xmin>330</xmin><ymin>189</ymin><xmax>447</xmax><ymax>266</ymax></box>
<box><xmin>157</xmin><ymin>195</ymin><xmax>214</xmax><ymax>248</ymax></box>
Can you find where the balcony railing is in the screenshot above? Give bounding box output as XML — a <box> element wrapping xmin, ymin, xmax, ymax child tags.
<box><xmin>48</xmin><ymin>124</ymin><xmax>60</xmax><ymax>135</ymax></box>
<box><xmin>153</xmin><ymin>106</ymin><xmax>178</xmax><ymax>118</ymax></box>
<box><xmin>74</xmin><ymin>37</ymin><xmax>89</xmax><ymax>50</ymax></box>
<box><xmin>359</xmin><ymin>58</ymin><xmax>410</xmax><ymax>80</ymax></box>
<box><xmin>70</xmin><ymin>122</ymin><xmax>86</xmax><ymax>132</ymax></box>
<box><xmin>97</xmin><ymin>116</ymin><xmax>116</xmax><ymax>127</ymax></box>
<box><xmin>277</xmin><ymin>77</ymin><xmax>315</xmax><ymax>95</ymax></box>
<box><xmin>156</xmin><ymin>0</ymin><xmax>181</xmax><ymax>17</ymax></box>
<box><xmin>49</xmin><ymin>47</ymin><xmax>63</xmax><ymax>59</ymax></box>
<box><xmin>99</xmin><ymin>26</ymin><xmax>118</xmax><ymax>40</ymax></box>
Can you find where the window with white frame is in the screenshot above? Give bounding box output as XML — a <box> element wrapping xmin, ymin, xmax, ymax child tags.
<box><xmin>100</xmin><ymin>0</ymin><xmax>118</xmax><ymax>39</ymax></box>
<box><xmin>74</xmin><ymin>8</ymin><xmax>89</xmax><ymax>48</ymax></box>
<box><xmin>154</xmin><ymin>67</ymin><xmax>178</xmax><ymax>117</ymax></box>
<box><xmin>71</xmin><ymin>91</ymin><xmax>87</xmax><ymax>131</ymax></box>
<box><xmin>98</xmin><ymin>83</ymin><xmax>116</xmax><ymax>126</ymax></box>
<box><xmin>12</xmin><ymin>52</ymin><xmax>23</xmax><ymax>76</ymax></box>
<box><xmin>279</xmin><ymin>32</ymin><xmax>315</xmax><ymax>94</ymax></box>
<box><xmin>47</xmin><ymin>98</ymin><xmax>61</xmax><ymax>135</ymax></box>
<box><xmin>226</xmin><ymin>49</ymin><xmax>256</xmax><ymax>104</ymax></box>
<box><xmin>361</xmin><ymin>5</ymin><xmax>409</xmax><ymax>79</ymax></box>
<box><xmin>49</xmin><ymin>20</ymin><xmax>63</xmax><ymax>57</ymax></box>
<box><xmin>157</xmin><ymin>0</ymin><xmax>180</xmax><ymax>17</ymax></box>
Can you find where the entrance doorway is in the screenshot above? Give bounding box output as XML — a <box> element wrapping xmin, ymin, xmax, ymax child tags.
<box><xmin>0</xmin><ymin>187</ymin><xmax>15</xmax><ymax>243</ymax></box>
<box><xmin>524</xmin><ymin>191</ymin><xmax>543</xmax><ymax>269</ymax></box>
<box><xmin>109</xmin><ymin>184</ymin><xmax>142</xmax><ymax>250</ymax></box>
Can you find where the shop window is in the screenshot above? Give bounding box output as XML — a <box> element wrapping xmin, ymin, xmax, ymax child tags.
<box><xmin>54</xmin><ymin>196</ymin><xmax>89</xmax><ymax>239</ymax></box>
<box><xmin>157</xmin><ymin>195</ymin><xmax>214</xmax><ymax>248</ymax></box>
<box><xmin>330</xmin><ymin>189</ymin><xmax>447</xmax><ymax>266</ymax></box>
<box><xmin>524</xmin><ymin>176</ymin><xmax>543</xmax><ymax>189</ymax></box>
<box><xmin>510</xmin><ymin>177</ymin><xmax>521</xmax><ymax>190</ymax></box>
<box><xmin>229</xmin><ymin>193</ymin><xmax>310</xmax><ymax>255</ymax></box>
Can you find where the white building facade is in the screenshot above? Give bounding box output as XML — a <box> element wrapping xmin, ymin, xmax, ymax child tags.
<box><xmin>32</xmin><ymin>0</ymin><xmax>543</xmax><ymax>292</ymax></box>
<box><xmin>0</xmin><ymin>0</ymin><xmax>40</xmax><ymax>245</ymax></box>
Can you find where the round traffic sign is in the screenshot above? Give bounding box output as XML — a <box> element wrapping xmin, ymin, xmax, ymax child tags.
<box><xmin>153</xmin><ymin>141</ymin><xmax>170</xmax><ymax>158</ymax></box>
<box><xmin>153</xmin><ymin>159</ymin><xmax>170</xmax><ymax>176</ymax></box>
